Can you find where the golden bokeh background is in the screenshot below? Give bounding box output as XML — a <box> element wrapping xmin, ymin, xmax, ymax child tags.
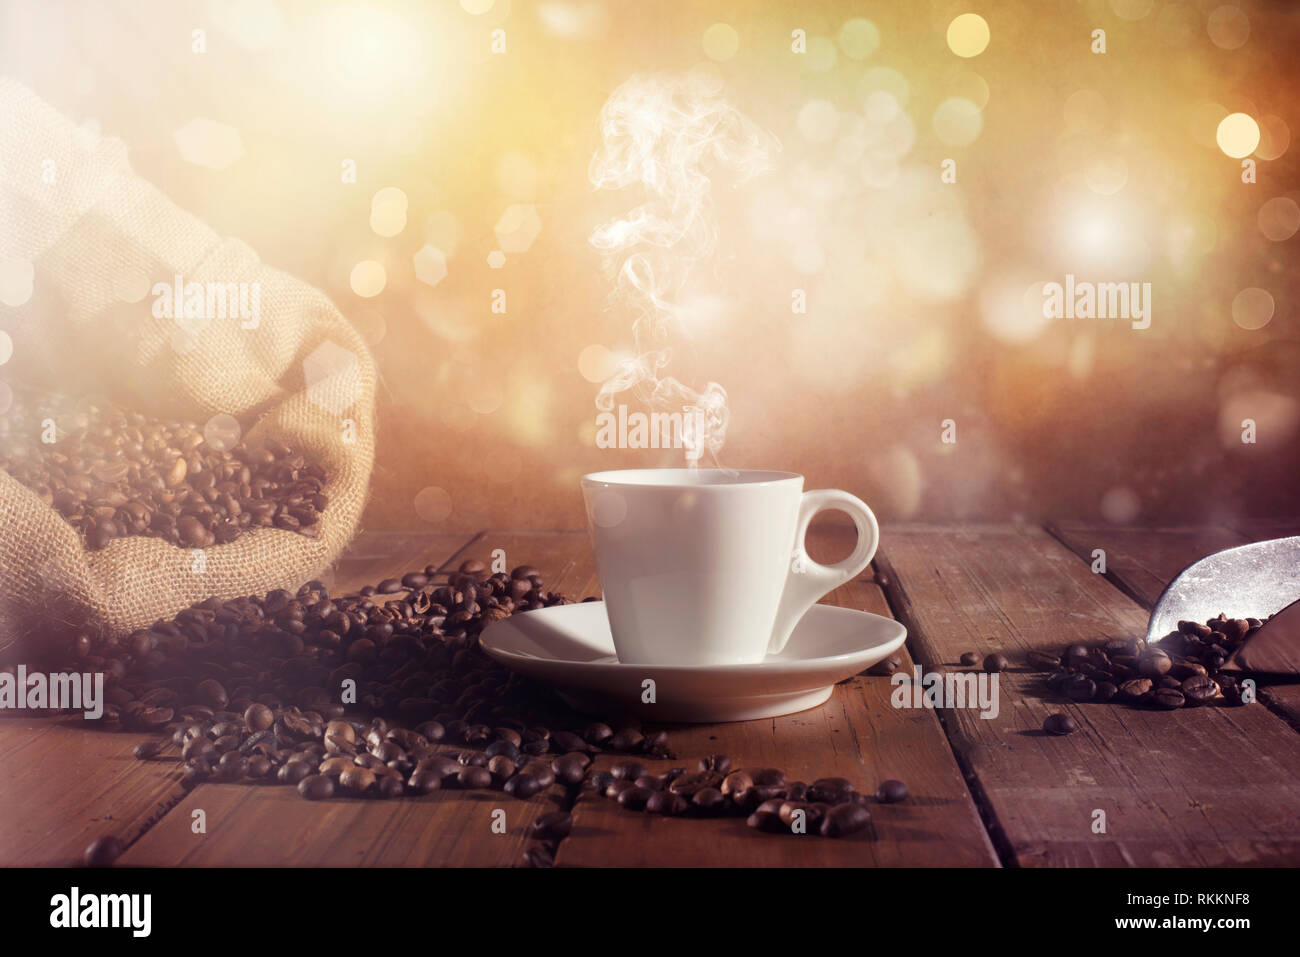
<box><xmin>2</xmin><ymin>0</ymin><xmax>1298</xmax><ymax>531</ymax></box>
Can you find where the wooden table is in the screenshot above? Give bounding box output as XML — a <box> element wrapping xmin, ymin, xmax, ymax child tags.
<box><xmin>2</xmin><ymin>522</ymin><xmax>1298</xmax><ymax>868</ymax></box>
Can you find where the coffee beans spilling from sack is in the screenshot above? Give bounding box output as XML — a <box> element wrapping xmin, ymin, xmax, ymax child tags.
<box><xmin>1026</xmin><ymin>613</ymin><xmax>1262</xmax><ymax>710</ymax></box>
<box><xmin>39</xmin><ymin>559</ymin><xmax>898</xmax><ymax>860</ymax></box>
<box><xmin>0</xmin><ymin>397</ymin><xmax>326</xmax><ymax>550</ymax></box>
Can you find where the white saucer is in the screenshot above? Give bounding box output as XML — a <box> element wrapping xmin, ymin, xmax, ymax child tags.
<box><xmin>479</xmin><ymin>601</ymin><xmax>907</xmax><ymax>723</ymax></box>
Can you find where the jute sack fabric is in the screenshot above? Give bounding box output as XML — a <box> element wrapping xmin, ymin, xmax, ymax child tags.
<box><xmin>0</xmin><ymin>79</ymin><xmax>376</xmax><ymax>654</ymax></box>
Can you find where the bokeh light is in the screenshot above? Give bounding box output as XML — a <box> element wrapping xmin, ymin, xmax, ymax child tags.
<box><xmin>413</xmin><ymin>245</ymin><xmax>448</xmax><ymax>287</ymax></box>
<box><xmin>805</xmin><ymin>36</ymin><xmax>838</xmax><ymax>72</ymax></box>
<box><xmin>202</xmin><ymin>414</ymin><xmax>242</xmax><ymax>451</ymax></box>
<box><xmin>414</xmin><ymin>486</ymin><xmax>453</xmax><ymax>522</ymax></box>
<box><xmin>349</xmin><ymin>260</ymin><xmax>387</xmax><ymax>297</ymax></box>
<box><xmin>1258</xmin><ymin>197</ymin><xmax>1300</xmax><ymax>241</ymax></box>
<box><xmin>1216</xmin><ymin>112</ymin><xmax>1260</xmax><ymax>158</ymax></box>
<box><xmin>702</xmin><ymin>22</ymin><xmax>739</xmax><ymax>62</ymax></box>
<box><xmin>1110</xmin><ymin>0</ymin><xmax>1154</xmax><ymax>21</ymax></box>
<box><xmin>369</xmin><ymin>186</ymin><xmax>408</xmax><ymax>237</ymax></box>
<box><xmin>0</xmin><ymin>329</ymin><xmax>13</xmax><ymax>367</ymax></box>
<box><xmin>1255</xmin><ymin>114</ymin><xmax>1291</xmax><ymax>160</ymax></box>
<box><xmin>797</xmin><ymin>100</ymin><xmax>840</xmax><ymax>142</ymax></box>
<box><xmin>1101</xmin><ymin>487</ymin><xmax>1141</xmax><ymax>524</ymax></box>
<box><xmin>933</xmin><ymin>97</ymin><xmax>983</xmax><ymax>146</ymax></box>
<box><xmin>1207</xmin><ymin>5</ymin><xmax>1250</xmax><ymax>50</ymax></box>
<box><xmin>837</xmin><ymin>18</ymin><xmax>879</xmax><ymax>60</ymax></box>
<box><xmin>946</xmin><ymin>14</ymin><xmax>990</xmax><ymax>58</ymax></box>
<box><xmin>577</xmin><ymin>344</ymin><xmax>616</xmax><ymax>383</ymax></box>
<box><xmin>858</xmin><ymin>66</ymin><xmax>909</xmax><ymax>107</ymax></box>
<box><xmin>1231</xmin><ymin>287</ymin><xmax>1274</xmax><ymax>330</ymax></box>
<box><xmin>1084</xmin><ymin>152</ymin><xmax>1129</xmax><ymax>195</ymax></box>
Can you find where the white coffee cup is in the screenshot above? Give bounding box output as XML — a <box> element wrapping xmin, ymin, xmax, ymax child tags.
<box><xmin>581</xmin><ymin>469</ymin><xmax>879</xmax><ymax>666</ymax></box>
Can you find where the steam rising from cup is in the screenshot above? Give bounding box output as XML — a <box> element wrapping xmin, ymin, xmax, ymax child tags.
<box><xmin>588</xmin><ymin>72</ymin><xmax>777</xmax><ymax>464</ymax></box>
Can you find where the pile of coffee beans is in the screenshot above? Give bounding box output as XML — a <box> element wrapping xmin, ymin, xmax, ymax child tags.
<box><xmin>0</xmin><ymin>396</ymin><xmax>326</xmax><ymax>549</ymax></box>
<box><xmin>35</xmin><ymin>558</ymin><xmax>906</xmax><ymax>862</ymax></box>
<box><xmin>1022</xmin><ymin>613</ymin><xmax>1262</xmax><ymax>711</ymax></box>
<box><xmin>578</xmin><ymin>754</ymin><xmax>883</xmax><ymax>838</ymax></box>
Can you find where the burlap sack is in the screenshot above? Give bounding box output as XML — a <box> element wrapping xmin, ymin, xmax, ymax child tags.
<box><xmin>0</xmin><ymin>79</ymin><xmax>376</xmax><ymax>654</ymax></box>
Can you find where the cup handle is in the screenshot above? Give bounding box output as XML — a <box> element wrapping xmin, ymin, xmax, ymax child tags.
<box><xmin>767</xmin><ymin>489</ymin><xmax>880</xmax><ymax>656</ymax></box>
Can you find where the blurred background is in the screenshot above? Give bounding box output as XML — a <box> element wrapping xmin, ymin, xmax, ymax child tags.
<box><xmin>1</xmin><ymin>0</ymin><xmax>1298</xmax><ymax>531</ymax></box>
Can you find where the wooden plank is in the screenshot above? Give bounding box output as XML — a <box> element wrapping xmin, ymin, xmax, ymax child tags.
<box><xmin>1048</xmin><ymin>522</ymin><xmax>1300</xmax><ymax>731</ymax></box>
<box><xmin>0</xmin><ymin>720</ymin><xmax>189</xmax><ymax>866</ymax></box>
<box><xmin>119</xmin><ymin>531</ymin><xmax>596</xmax><ymax>868</ymax></box>
<box><xmin>875</xmin><ymin>524</ymin><xmax>1300</xmax><ymax>867</ymax></box>
<box><xmin>0</xmin><ymin>536</ymin><xmax>480</xmax><ymax>867</ymax></box>
<box><xmin>1044</xmin><ymin>522</ymin><xmax>1244</xmax><ymax>609</ymax></box>
<box><xmin>555</xmin><ymin>524</ymin><xmax>999</xmax><ymax>868</ymax></box>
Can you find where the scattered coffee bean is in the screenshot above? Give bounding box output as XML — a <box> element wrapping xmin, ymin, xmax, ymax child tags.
<box><xmin>866</xmin><ymin>655</ymin><xmax>901</xmax><ymax>676</ymax></box>
<box><xmin>982</xmin><ymin>654</ymin><xmax>1009</xmax><ymax>673</ymax></box>
<box><xmin>960</xmin><ymin>652</ymin><xmax>980</xmax><ymax>666</ymax></box>
<box><xmin>82</xmin><ymin>835</ymin><xmax>125</xmax><ymax>868</ymax></box>
<box><xmin>1042</xmin><ymin>713</ymin><xmax>1077</xmax><ymax>736</ymax></box>
<box><xmin>875</xmin><ymin>779</ymin><xmax>909</xmax><ymax>802</ymax></box>
<box><xmin>132</xmin><ymin>740</ymin><xmax>163</xmax><ymax>760</ymax></box>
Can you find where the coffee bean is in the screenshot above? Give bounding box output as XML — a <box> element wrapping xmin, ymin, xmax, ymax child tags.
<box><xmin>83</xmin><ymin>835</ymin><xmax>125</xmax><ymax>868</ymax></box>
<box><xmin>1065</xmin><ymin>674</ymin><xmax>1097</xmax><ymax>701</ymax></box>
<box><xmin>875</xmin><ymin>779</ymin><xmax>909</xmax><ymax>802</ymax></box>
<box><xmin>1026</xmin><ymin>650</ymin><xmax>1062</xmax><ymax>671</ymax></box>
<box><xmin>1153</xmin><ymin>688</ymin><xmax>1185</xmax><ymax>710</ymax></box>
<box><xmin>982</xmin><ymin>654</ymin><xmax>1009</xmax><ymax>673</ymax></box>
<box><xmin>746</xmin><ymin>799</ymin><xmax>786</xmax><ymax>832</ymax></box>
<box><xmin>691</xmin><ymin>787</ymin><xmax>725</xmax><ymax>813</ymax></box>
<box><xmin>552</xmin><ymin>753</ymin><xmax>588</xmax><ymax>787</ymax></box>
<box><xmin>407</xmin><ymin>769</ymin><xmax>443</xmax><ymax>794</ymax></box>
<box><xmin>488</xmin><ymin>755</ymin><xmax>517</xmax><ymax>785</ymax></box>
<box><xmin>808</xmin><ymin>777</ymin><xmax>854</xmax><ymax>804</ymax></box>
<box><xmin>243</xmin><ymin>703</ymin><xmax>273</xmax><ymax>733</ymax></box>
<box><xmin>133</xmin><ymin>740</ymin><xmax>163</xmax><ymax>760</ymax></box>
<box><xmin>278</xmin><ymin>760</ymin><xmax>313</xmax><ymax>785</ymax></box>
<box><xmin>610</xmin><ymin>760</ymin><xmax>647</xmax><ymax>781</ymax></box>
<box><xmin>549</xmin><ymin>730</ymin><xmax>587</xmax><ymax>753</ymax></box>
<box><xmin>1181</xmin><ymin>675</ymin><xmax>1219</xmax><ymax>706</ymax></box>
<box><xmin>960</xmin><ymin>652</ymin><xmax>980</xmax><ymax>666</ymax></box>
<box><xmin>721</xmin><ymin>770</ymin><xmax>754</xmax><ymax>797</ymax></box>
<box><xmin>866</xmin><ymin>655</ymin><xmax>900</xmax><ymax>676</ymax></box>
<box><xmin>1120</xmin><ymin>677</ymin><xmax>1153</xmax><ymax>701</ymax></box>
<box><xmin>583</xmin><ymin>722</ymin><xmax>613</xmax><ymax>746</ymax></box>
<box><xmin>298</xmin><ymin>774</ymin><xmax>335</xmax><ymax>800</ymax></box>
<box><xmin>697</xmin><ymin>754</ymin><xmax>732</xmax><ymax>775</ymax></box>
<box><xmin>1063</xmin><ymin>644</ymin><xmax>1088</xmax><ymax>664</ymax></box>
<box><xmin>1139</xmin><ymin>649</ymin><xmax>1173</xmax><ymax>677</ymax></box>
<box><xmin>1042</xmin><ymin>713</ymin><xmax>1077</xmax><ymax>735</ymax></box>
<box><xmin>617</xmin><ymin>785</ymin><xmax>654</xmax><ymax>811</ymax></box>
<box><xmin>645</xmin><ymin>791</ymin><xmax>689</xmax><ymax>816</ymax></box>
<box><xmin>820</xmin><ymin>802</ymin><xmax>871</xmax><ymax>837</ymax></box>
<box><xmin>531</xmin><ymin>811</ymin><xmax>573</xmax><ymax>840</ymax></box>
<box><xmin>504</xmin><ymin>773</ymin><xmax>542</xmax><ymax>799</ymax></box>
<box><xmin>457</xmin><ymin>766</ymin><xmax>492</xmax><ymax>789</ymax></box>
<box><xmin>609</xmin><ymin>728</ymin><xmax>644</xmax><ymax>752</ymax></box>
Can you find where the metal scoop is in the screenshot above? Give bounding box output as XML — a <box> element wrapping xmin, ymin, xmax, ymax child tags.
<box><xmin>1146</xmin><ymin>536</ymin><xmax>1300</xmax><ymax>677</ymax></box>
